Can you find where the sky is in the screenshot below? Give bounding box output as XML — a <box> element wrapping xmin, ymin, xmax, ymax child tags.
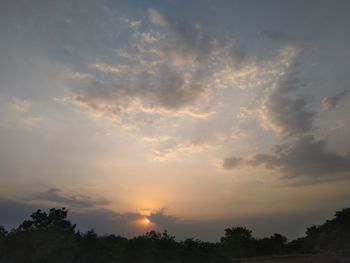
<box><xmin>1</xmin><ymin>0</ymin><xmax>350</xmax><ymax>241</ymax></box>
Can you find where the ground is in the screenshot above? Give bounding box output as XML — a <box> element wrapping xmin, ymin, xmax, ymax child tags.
<box><xmin>233</xmin><ymin>253</ymin><xmax>350</xmax><ymax>263</ymax></box>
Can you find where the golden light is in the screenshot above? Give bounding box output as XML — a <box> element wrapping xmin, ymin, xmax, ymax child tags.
<box><xmin>132</xmin><ymin>217</ymin><xmax>153</xmax><ymax>228</ymax></box>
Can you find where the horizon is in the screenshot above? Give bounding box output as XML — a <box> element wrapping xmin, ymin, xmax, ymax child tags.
<box><xmin>1</xmin><ymin>206</ymin><xmax>348</xmax><ymax>243</ymax></box>
<box><xmin>1</xmin><ymin>0</ymin><xmax>350</xmax><ymax>242</ymax></box>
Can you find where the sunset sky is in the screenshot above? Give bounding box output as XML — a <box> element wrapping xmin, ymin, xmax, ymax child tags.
<box><xmin>1</xmin><ymin>0</ymin><xmax>350</xmax><ymax>241</ymax></box>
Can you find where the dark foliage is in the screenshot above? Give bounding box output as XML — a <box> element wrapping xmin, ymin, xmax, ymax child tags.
<box><xmin>220</xmin><ymin>227</ymin><xmax>256</xmax><ymax>258</ymax></box>
<box><xmin>255</xmin><ymin>233</ymin><xmax>287</xmax><ymax>256</ymax></box>
<box><xmin>305</xmin><ymin>208</ymin><xmax>350</xmax><ymax>251</ymax></box>
<box><xmin>0</xmin><ymin>208</ymin><xmax>349</xmax><ymax>262</ymax></box>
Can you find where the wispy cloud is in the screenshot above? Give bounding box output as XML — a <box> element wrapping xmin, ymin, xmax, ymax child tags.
<box><xmin>90</xmin><ymin>63</ymin><xmax>130</xmax><ymax>74</ymax></box>
<box><xmin>142</xmin><ymin>135</ymin><xmax>173</xmax><ymax>143</ymax></box>
<box><xmin>23</xmin><ymin>116</ymin><xmax>43</xmax><ymax>126</ymax></box>
<box><xmin>153</xmin><ymin>139</ymin><xmax>213</xmax><ymax>160</ymax></box>
<box><xmin>10</xmin><ymin>99</ymin><xmax>32</xmax><ymax>113</ymax></box>
<box><xmin>67</xmin><ymin>71</ymin><xmax>94</xmax><ymax>80</ymax></box>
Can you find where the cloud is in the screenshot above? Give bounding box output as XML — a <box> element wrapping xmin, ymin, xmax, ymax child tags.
<box><xmin>230</xmin><ymin>129</ymin><xmax>249</xmax><ymax>140</ymax></box>
<box><xmin>137</xmin><ymin>66</ymin><xmax>206</xmax><ymax>110</ymax></box>
<box><xmin>140</xmin><ymin>32</ymin><xmax>159</xmax><ymax>44</ymax></box>
<box><xmin>71</xmin><ymin>66</ymin><xmax>211</xmax><ymax>115</ymax></box>
<box><xmin>65</xmin><ymin>8</ymin><xmax>241</xmax><ymax>125</ymax></box>
<box><xmin>260</xmin><ymin>77</ymin><xmax>316</xmax><ymax>137</ymax></box>
<box><xmin>251</xmin><ymin>136</ymin><xmax>350</xmax><ymax>180</ymax></box>
<box><xmin>149</xmin><ymin>208</ymin><xmax>177</xmax><ymax>228</ymax></box>
<box><xmin>67</xmin><ymin>71</ymin><xmax>94</xmax><ymax>80</ymax></box>
<box><xmin>63</xmin><ymin>9</ymin><xmax>306</xmax><ymax>138</ymax></box>
<box><xmin>142</xmin><ymin>135</ymin><xmax>173</xmax><ymax>143</ymax></box>
<box><xmin>70</xmin><ymin>208</ymin><xmax>144</xmax><ymax>236</ymax></box>
<box><xmin>156</xmin><ymin>19</ymin><xmax>224</xmax><ymax>65</ymax></box>
<box><xmin>222</xmin><ymin>157</ymin><xmax>244</xmax><ymax>170</ymax></box>
<box><xmin>30</xmin><ymin>188</ymin><xmax>110</xmax><ymax>208</ymax></box>
<box><xmin>124</xmin><ymin>18</ymin><xmax>142</xmax><ymax>29</ymax></box>
<box><xmin>148</xmin><ymin>8</ymin><xmax>168</xmax><ymax>27</ymax></box>
<box><xmin>322</xmin><ymin>90</ymin><xmax>349</xmax><ymax>111</ymax></box>
<box><xmin>10</xmin><ymin>99</ymin><xmax>31</xmax><ymax>113</ymax></box>
<box><xmin>90</xmin><ymin>63</ymin><xmax>130</xmax><ymax>74</ymax></box>
<box><xmin>223</xmin><ymin>136</ymin><xmax>350</xmax><ymax>184</ymax></box>
<box><xmin>153</xmin><ymin>139</ymin><xmax>212</xmax><ymax>160</ymax></box>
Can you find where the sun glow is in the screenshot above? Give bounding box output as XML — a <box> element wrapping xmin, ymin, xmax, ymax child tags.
<box><xmin>133</xmin><ymin>217</ymin><xmax>153</xmax><ymax>228</ymax></box>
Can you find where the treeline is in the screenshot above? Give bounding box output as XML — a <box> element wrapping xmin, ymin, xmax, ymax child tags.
<box><xmin>0</xmin><ymin>208</ymin><xmax>349</xmax><ymax>262</ymax></box>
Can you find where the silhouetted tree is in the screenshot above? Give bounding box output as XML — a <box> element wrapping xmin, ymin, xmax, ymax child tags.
<box><xmin>18</xmin><ymin>208</ymin><xmax>76</xmax><ymax>233</ymax></box>
<box><xmin>305</xmin><ymin>208</ymin><xmax>350</xmax><ymax>251</ymax></box>
<box><xmin>305</xmin><ymin>224</ymin><xmax>322</xmax><ymax>250</ymax></box>
<box><xmin>286</xmin><ymin>237</ymin><xmax>313</xmax><ymax>254</ymax></box>
<box><xmin>0</xmin><ymin>226</ymin><xmax>7</xmax><ymax>238</ymax></box>
<box><xmin>3</xmin><ymin>208</ymin><xmax>80</xmax><ymax>263</ymax></box>
<box><xmin>256</xmin><ymin>233</ymin><xmax>287</xmax><ymax>256</ymax></box>
<box><xmin>0</xmin><ymin>226</ymin><xmax>7</xmax><ymax>259</ymax></box>
<box><xmin>220</xmin><ymin>227</ymin><xmax>256</xmax><ymax>258</ymax></box>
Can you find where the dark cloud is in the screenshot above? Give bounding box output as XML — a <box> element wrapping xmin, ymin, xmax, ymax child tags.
<box><xmin>69</xmin><ymin>208</ymin><xmax>143</xmax><ymax>236</ymax></box>
<box><xmin>149</xmin><ymin>208</ymin><xmax>176</xmax><ymax>228</ymax></box>
<box><xmin>261</xmin><ymin>77</ymin><xmax>316</xmax><ymax>137</ymax></box>
<box><xmin>222</xmin><ymin>157</ymin><xmax>244</xmax><ymax>170</ymax></box>
<box><xmin>30</xmin><ymin>188</ymin><xmax>110</xmax><ymax>208</ymax></box>
<box><xmin>322</xmin><ymin>90</ymin><xmax>349</xmax><ymax>111</ymax></box>
<box><xmin>223</xmin><ymin>136</ymin><xmax>350</xmax><ymax>184</ymax></box>
<box><xmin>251</xmin><ymin>136</ymin><xmax>350</xmax><ymax>180</ymax></box>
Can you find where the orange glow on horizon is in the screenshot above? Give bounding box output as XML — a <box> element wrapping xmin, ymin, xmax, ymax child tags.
<box><xmin>134</xmin><ymin>217</ymin><xmax>153</xmax><ymax>228</ymax></box>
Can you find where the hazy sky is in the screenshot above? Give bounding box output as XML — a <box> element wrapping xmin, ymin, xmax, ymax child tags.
<box><xmin>1</xmin><ymin>0</ymin><xmax>350</xmax><ymax>241</ymax></box>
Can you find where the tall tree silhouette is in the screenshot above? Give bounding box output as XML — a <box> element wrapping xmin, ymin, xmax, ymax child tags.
<box><xmin>220</xmin><ymin>227</ymin><xmax>256</xmax><ymax>258</ymax></box>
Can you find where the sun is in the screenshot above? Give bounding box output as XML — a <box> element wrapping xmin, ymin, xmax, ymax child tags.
<box><xmin>133</xmin><ymin>217</ymin><xmax>152</xmax><ymax>227</ymax></box>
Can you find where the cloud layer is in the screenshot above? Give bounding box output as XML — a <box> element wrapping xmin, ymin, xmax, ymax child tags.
<box><xmin>223</xmin><ymin>136</ymin><xmax>350</xmax><ymax>183</ymax></box>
